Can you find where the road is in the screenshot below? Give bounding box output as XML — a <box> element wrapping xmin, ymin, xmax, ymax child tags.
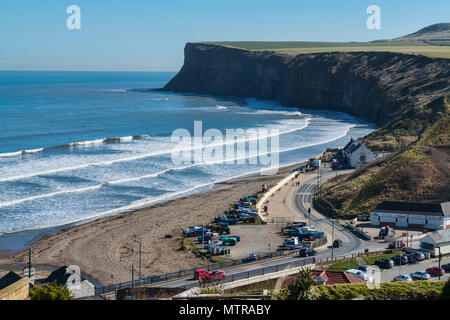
<box><xmin>142</xmin><ymin>165</ymin><xmax>442</xmax><ymax>290</ymax></box>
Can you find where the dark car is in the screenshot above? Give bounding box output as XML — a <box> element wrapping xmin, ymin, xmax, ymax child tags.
<box><xmin>374</xmin><ymin>258</ymin><xmax>394</xmax><ymax>269</ymax></box>
<box><xmin>299</xmin><ymin>248</ymin><xmax>317</xmax><ymax>257</ymax></box>
<box><xmin>356</xmin><ymin>265</ymin><xmax>369</xmax><ymax>273</ymax></box>
<box><xmin>442</xmin><ymin>263</ymin><xmax>450</xmax><ymax>272</ymax></box>
<box><xmin>404</xmin><ymin>254</ymin><xmax>418</xmax><ymax>264</ymax></box>
<box><xmin>392</xmin><ymin>255</ymin><xmax>409</xmax><ymax>265</ymax></box>
<box><xmin>409</xmin><ymin>252</ymin><xmax>425</xmax><ymax>262</ymax></box>
<box><xmin>332</xmin><ymin>239</ymin><xmax>343</xmax><ymax>248</ymax></box>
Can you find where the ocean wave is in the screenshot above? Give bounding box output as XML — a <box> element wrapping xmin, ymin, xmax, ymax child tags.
<box><xmin>0</xmin><ymin>135</ymin><xmax>151</xmax><ymax>159</ymax></box>
<box><xmin>0</xmin><ymin>121</ymin><xmax>311</xmax><ymax>183</ymax></box>
<box><xmin>0</xmin><ymin>125</ymin><xmax>351</xmax><ymax>208</ymax></box>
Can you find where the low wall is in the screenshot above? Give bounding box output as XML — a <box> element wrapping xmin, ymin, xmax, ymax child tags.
<box><xmin>256</xmin><ymin>171</ymin><xmax>298</xmax><ymax>221</ymax></box>
<box><xmin>116</xmin><ymin>286</ymin><xmax>186</xmax><ymax>300</ymax></box>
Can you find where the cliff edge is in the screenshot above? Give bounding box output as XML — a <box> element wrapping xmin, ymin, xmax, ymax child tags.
<box><xmin>163</xmin><ymin>43</ymin><xmax>450</xmax><ymax>127</ymax></box>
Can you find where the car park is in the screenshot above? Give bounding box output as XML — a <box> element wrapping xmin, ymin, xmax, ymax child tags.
<box><xmin>332</xmin><ymin>239</ymin><xmax>343</xmax><ymax>248</ymax></box>
<box><xmin>374</xmin><ymin>258</ymin><xmax>394</xmax><ymax>269</ymax></box>
<box><xmin>426</xmin><ymin>267</ymin><xmax>445</xmax><ymax>276</ymax></box>
<box><xmin>393</xmin><ymin>274</ymin><xmax>412</xmax><ymax>282</ymax></box>
<box><xmin>410</xmin><ymin>271</ymin><xmax>430</xmax><ymax>280</ymax></box>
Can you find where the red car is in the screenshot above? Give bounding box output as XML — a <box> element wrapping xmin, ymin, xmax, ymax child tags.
<box><xmin>203</xmin><ymin>270</ymin><xmax>226</xmax><ymax>281</ymax></box>
<box><xmin>426</xmin><ymin>267</ymin><xmax>445</xmax><ymax>276</ymax></box>
<box><xmin>193</xmin><ymin>269</ymin><xmax>209</xmax><ymax>280</ymax></box>
<box><xmin>388</xmin><ymin>241</ymin><xmax>406</xmax><ymax>249</ymax></box>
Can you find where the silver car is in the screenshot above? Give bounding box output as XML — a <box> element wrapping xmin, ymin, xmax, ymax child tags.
<box><xmin>410</xmin><ymin>271</ymin><xmax>430</xmax><ymax>280</ymax></box>
<box><xmin>393</xmin><ymin>274</ymin><xmax>413</xmax><ymax>282</ymax></box>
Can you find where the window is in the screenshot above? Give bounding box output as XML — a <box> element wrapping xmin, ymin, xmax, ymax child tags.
<box><xmin>360</xmin><ymin>154</ymin><xmax>367</xmax><ymax>162</ymax></box>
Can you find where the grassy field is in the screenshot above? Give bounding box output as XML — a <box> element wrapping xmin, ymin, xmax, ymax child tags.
<box><xmin>364</xmin><ymin>252</ymin><xmax>400</xmax><ymax>265</ymax></box>
<box><xmin>327</xmin><ymin>259</ymin><xmax>358</xmax><ymax>271</ymax></box>
<box><xmin>313</xmin><ymin>280</ymin><xmax>447</xmax><ymax>300</ymax></box>
<box><xmin>206</xmin><ymin>41</ymin><xmax>450</xmax><ymax>59</ymax></box>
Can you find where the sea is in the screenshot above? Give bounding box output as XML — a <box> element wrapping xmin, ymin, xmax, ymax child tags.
<box><xmin>0</xmin><ymin>71</ymin><xmax>375</xmax><ymax>250</ymax></box>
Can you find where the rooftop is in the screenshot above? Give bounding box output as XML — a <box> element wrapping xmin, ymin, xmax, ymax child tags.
<box><xmin>373</xmin><ymin>201</ymin><xmax>450</xmax><ymax>217</ymax></box>
<box><xmin>312</xmin><ymin>270</ymin><xmax>365</xmax><ymax>285</ymax></box>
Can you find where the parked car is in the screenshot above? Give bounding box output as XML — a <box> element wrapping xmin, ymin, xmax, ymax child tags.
<box><xmin>388</xmin><ymin>240</ymin><xmax>406</xmax><ymax>249</ymax></box>
<box><xmin>246</xmin><ymin>253</ymin><xmax>257</xmax><ymax>262</ymax></box>
<box><xmin>332</xmin><ymin>239</ymin><xmax>343</xmax><ymax>248</ymax></box>
<box><xmin>426</xmin><ymin>267</ymin><xmax>445</xmax><ymax>276</ymax></box>
<box><xmin>356</xmin><ymin>265</ymin><xmax>369</xmax><ymax>273</ymax></box>
<box><xmin>393</xmin><ymin>274</ymin><xmax>412</xmax><ymax>282</ymax></box>
<box><xmin>442</xmin><ymin>263</ymin><xmax>450</xmax><ymax>272</ymax></box>
<box><xmin>410</xmin><ymin>271</ymin><xmax>430</xmax><ymax>280</ymax></box>
<box><xmin>203</xmin><ymin>270</ymin><xmax>226</xmax><ymax>281</ymax></box>
<box><xmin>194</xmin><ymin>269</ymin><xmax>209</xmax><ymax>280</ymax></box>
<box><xmin>374</xmin><ymin>258</ymin><xmax>394</xmax><ymax>269</ymax></box>
<box><xmin>392</xmin><ymin>255</ymin><xmax>409</xmax><ymax>265</ymax></box>
<box><xmin>408</xmin><ymin>252</ymin><xmax>425</xmax><ymax>262</ymax></box>
<box><xmin>404</xmin><ymin>254</ymin><xmax>418</xmax><ymax>264</ymax></box>
<box><xmin>346</xmin><ymin>269</ymin><xmax>372</xmax><ymax>282</ymax></box>
<box><xmin>299</xmin><ymin>248</ymin><xmax>317</xmax><ymax>257</ymax></box>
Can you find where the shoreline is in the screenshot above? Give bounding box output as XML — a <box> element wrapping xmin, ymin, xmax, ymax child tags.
<box><xmin>0</xmin><ymin>161</ymin><xmax>309</xmax><ymax>284</ymax></box>
<box><xmin>0</xmin><ymin>161</ymin><xmax>307</xmax><ymax>255</ymax></box>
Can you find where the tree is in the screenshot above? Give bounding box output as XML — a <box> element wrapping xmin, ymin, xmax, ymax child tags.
<box><xmin>287</xmin><ymin>268</ymin><xmax>318</xmax><ymax>300</ymax></box>
<box><xmin>29</xmin><ymin>281</ymin><xmax>74</xmax><ymax>300</ymax></box>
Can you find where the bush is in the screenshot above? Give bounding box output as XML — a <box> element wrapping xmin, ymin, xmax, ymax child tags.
<box><xmin>441</xmin><ymin>279</ymin><xmax>450</xmax><ymax>300</ymax></box>
<box><xmin>29</xmin><ymin>281</ymin><xmax>74</xmax><ymax>300</ymax></box>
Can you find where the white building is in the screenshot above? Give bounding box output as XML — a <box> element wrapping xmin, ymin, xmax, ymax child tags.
<box><xmin>342</xmin><ymin>138</ymin><xmax>374</xmax><ymax>168</ymax></box>
<box><xmin>420</xmin><ymin>229</ymin><xmax>450</xmax><ymax>257</ymax></box>
<box><xmin>43</xmin><ymin>266</ymin><xmax>95</xmax><ymax>299</ymax></box>
<box><xmin>370</xmin><ymin>201</ymin><xmax>450</xmax><ymax>231</ymax></box>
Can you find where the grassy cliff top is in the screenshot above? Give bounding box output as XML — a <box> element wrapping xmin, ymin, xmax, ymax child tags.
<box><xmin>204</xmin><ymin>23</ymin><xmax>450</xmax><ymax>59</ymax></box>
<box><xmin>204</xmin><ymin>41</ymin><xmax>450</xmax><ymax>59</ymax></box>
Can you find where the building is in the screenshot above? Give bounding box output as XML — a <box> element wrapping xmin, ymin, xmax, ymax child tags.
<box><xmin>342</xmin><ymin>138</ymin><xmax>374</xmax><ymax>168</ymax></box>
<box><xmin>370</xmin><ymin>201</ymin><xmax>450</xmax><ymax>230</ymax></box>
<box><xmin>43</xmin><ymin>266</ymin><xmax>95</xmax><ymax>299</ymax></box>
<box><xmin>0</xmin><ymin>271</ymin><xmax>30</xmax><ymax>300</ymax></box>
<box><xmin>312</xmin><ymin>270</ymin><xmax>365</xmax><ymax>285</ymax></box>
<box><xmin>420</xmin><ymin>229</ymin><xmax>450</xmax><ymax>257</ymax></box>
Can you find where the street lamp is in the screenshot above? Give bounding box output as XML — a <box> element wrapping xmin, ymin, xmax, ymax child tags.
<box><xmin>438</xmin><ymin>246</ymin><xmax>442</xmax><ymax>281</ymax></box>
<box><xmin>131</xmin><ymin>264</ymin><xmax>135</xmax><ymax>287</ymax></box>
<box><xmin>134</xmin><ymin>240</ymin><xmax>142</xmax><ymax>280</ymax></box>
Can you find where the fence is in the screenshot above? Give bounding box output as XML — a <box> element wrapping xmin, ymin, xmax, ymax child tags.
<box><xmin>95</xmin><ymin>247</ymin><xmax>311</xmax><ymax>295</ymax></box>
<box><xmin>162</xmin><ymin>256</ymin><xmax>316</xmax><ymax>293</ymax></box>
<box><xmin>344</xmin><ymin>221</ymin><xmax>372</xmax><ymax>240</ymax></box>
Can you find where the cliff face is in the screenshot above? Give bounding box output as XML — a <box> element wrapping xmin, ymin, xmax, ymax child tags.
<box><xmin>163</xmin><ymin>43</ymin><xmax>450</xmax><ymax>125</ymax></box>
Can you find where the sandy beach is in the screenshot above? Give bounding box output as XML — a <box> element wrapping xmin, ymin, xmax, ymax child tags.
<box><xmin>0</xmin><ymin>164</ymin><xmax>302</xmax><ymax>285</ymax></box>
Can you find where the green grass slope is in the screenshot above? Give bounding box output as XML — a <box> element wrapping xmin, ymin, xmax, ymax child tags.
<box><xmin>316</xmin><ymin>94</ymin><xmax>450</xmax><ymax>216</ymax></box>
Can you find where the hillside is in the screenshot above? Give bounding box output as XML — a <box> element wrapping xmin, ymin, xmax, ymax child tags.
<box><xmin>394</xmin><ymin>23</ymin><xmax>450</xmax><ymax>45</ymax></box>
<box><xmin>162</xmin><ymin>25</ymin><xmax>450</xmax><ymax>213</ymax></box>
<box><xmin>207</xmin><ymin>23</ymin><xmax>450</xmax><ymax>58</ymax></box>
<box><xmin>316</xmin><ymin>93</ymin><xmax>450</xmax><ymax>216</ymax></box>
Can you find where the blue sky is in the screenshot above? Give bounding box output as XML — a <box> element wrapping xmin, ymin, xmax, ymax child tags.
<box><xmin>0</xmin><ymin>0</ymin><xmax>448</xmax><ymax>71</ymax></box>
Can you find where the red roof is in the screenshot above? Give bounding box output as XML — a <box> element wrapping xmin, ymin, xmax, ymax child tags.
<box><xmin>312</xmin><ymin>270</ymin><xmax>365</xmax><ymax>285</ymax></box>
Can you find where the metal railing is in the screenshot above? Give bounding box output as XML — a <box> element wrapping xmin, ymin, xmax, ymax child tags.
<box><xmin>95</xmin><ymin>247</ymin><xmax>311</xmax><ymax>295</ymax></box>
